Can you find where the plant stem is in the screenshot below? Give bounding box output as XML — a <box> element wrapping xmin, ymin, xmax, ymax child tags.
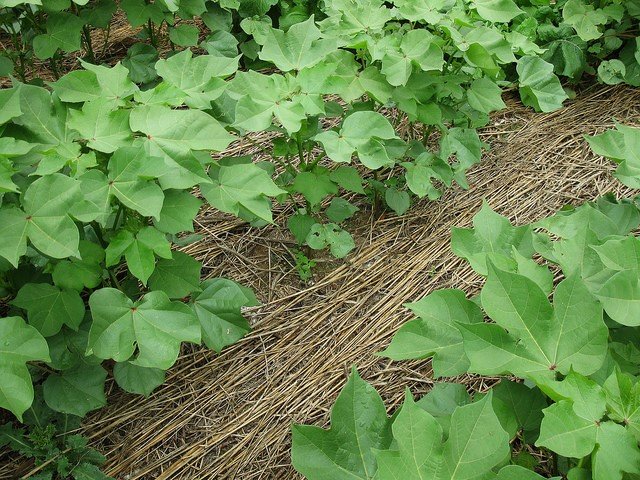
<box><xmin>82</xmin><ymin>25</ymin><xmax>95</xmax><ymax>63</ymax></box>
<box><xmin>295</xmin><ymin>131</ymin><xmax>306</xmax><ymax>168</ymax></box>
<box><xmin>147</xmin><ymin>19</ymin><xmax>155</xmax><ymax>47</ymax></box>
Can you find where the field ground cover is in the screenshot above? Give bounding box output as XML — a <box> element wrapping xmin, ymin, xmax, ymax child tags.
<box><xmin>1</xmin><ymin>84</ymin><xmax>633</xmax><ymax>480</ymax></box>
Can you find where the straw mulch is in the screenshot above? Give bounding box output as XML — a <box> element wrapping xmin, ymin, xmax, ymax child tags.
<box><xmin>3</xmin><ymin>84</ymin><xmax>639</xmax><ymax>480</ymax></box>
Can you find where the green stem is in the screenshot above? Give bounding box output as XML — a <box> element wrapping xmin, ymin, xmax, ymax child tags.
<box><xmin>82</xmin><ymin>25</ymin><xmax>95</xmax><ymax>63</ymax></box>
<box><xmin>147</xmin><ymin>19</ymin><xmax>156</xmax><ymax>47</ymax></box>
<box><xmin>295</xmin><ymin>131</ymin><xmax>306</xmax><ymax>168</ymax></box>
<box><xmin>112</xmin><ymin>204</ymin><xmax>125</xmax><ymax>230</ymax></box>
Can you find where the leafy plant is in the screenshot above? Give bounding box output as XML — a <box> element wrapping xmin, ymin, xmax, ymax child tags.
<box><xmin>292</xmin><ymin>125</ymin><xmax>640</xmax><ymax>479</ymax></box>
<box><xmin>1</xmin><ymin>393</ymin><xmax>113</xmax><ymax>480</ymax></box>
<box><xmin>0</xmin><ymin>56</ymin><xmax>260</xmax><ymax>428</ymax></box>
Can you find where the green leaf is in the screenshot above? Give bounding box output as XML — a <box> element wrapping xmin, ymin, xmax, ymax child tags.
<box><xmin>79</xmin><ymin>61</ymin><xmax>139</xmax><ymax>107</ymax></box>
<box><xmin>50</xmin><ymin>70</ymin><xmax>101</xmax><ymax>103</ymax></box>
<box><xmin>169</xmin><ymin>24</ymin><xmax>200</xmax><ymax>47</ymax></box>
<box><xmin>451</xmin><ymin>201</ymin><xmax>534</xmax><ymax>276</ymax></box>
<box><xmin>0</xmin><ymin>88</ymin><xmax>22</xmax><ymax>125</ymax></box>
<box><xmin>122</xmin><ymin>43</ymin><xmax>159</xmax><ymax>84</ymax></box>
<box><xmin>315</xmin><ymin>112</ymin><xmax>403</xmax><ymax>169</ymax></box>
<box><xmin>416</xmin><ymin>383</ymin><xmax>471</xmax><ymax>432</ymax></box>
<box><xmin>402</xmin><ymin>153</ymin><xmax>453</xmax><ymax>201</ymax></box>
<box><xmin>192</xmin><ymin>278</ymin><xmax>257</xmax><ymax>353</ymax></box>
<box><xmin>598</xmin><ymin>59</ymin><xmax>627</xmax><ymax>85</ymax></box>
<box><xmin>113</xmin><ymin>362</ymin><xmax>165</xmax><ymax>397</ymax></box>
<box><xmin>376</xmin><ymin>393</ymin><xmax>510</xmax><ymax>480</ymax></box>
<box><xmin>594</xmin><ymin>269</ymin><xmax>640</xmax><ymax>326</ymax></box>
<box><xmin>12</xmin><ymin>283</ymin><xmax>84</xmax><ymax>337</ymax></box>
<box><xmin>394</xmin><ymin>0</ymin><xmax>455</xmax><ymax>24</ymax></box>
<box><xmin>604</xmin><ymin>369</ymin><xmax>640</xmax><ymax>441</ymax></box>
<box><xmin>326</xmin><ymin>198</ymin><xmax>359</xmax><ymax>223</ymax></box>
<box><xmin>0</xmin><ymin>317</ymin><xmax>50</xmax><ymax>420</ymax></box>
<box><xmin>52</xmin><ymin>241</ymin><xmax>104</xmax><ymax>291</ymax></box>
<box><xmin>291</xmin><ymin>368</ymin><xmax>392</xmax><ymax>480</ymax></box>
<box><xmin>329</xmin><ymin>165</ymin><xmax>365</xmax><ymax>194</ymax></box>
<box><xmin>258</xmin><ymin>16</ymin><xmax>337</xmax><ymax>71</ymax></box>
<box><xmin>380</xmin><ymin>30</ymin><xmax>444</xmax><ymax>86</ymax></box>
<box><xmin>71</xmin><ymin>462</ymin><xmax>113</xmax><ymax>480</ymax></box>
<box><xmin>106</xmin><ymin>146</ymin><xmax>165</xmax><ymax>220</ymax></box>
<box><xmin>384</xmin><ymin>188</ymin><xmax>410</xmax><ymax>216</ymax></box>
<box><xmin>33</xmin><ymin>12</ymin><xmax>85</xmax><ymax>59</ymax></box>
<box><xmin>381</xmin><ymin>289</ymin><xmax>483</xmax><ymax>377</ymax></box>
<box><xmin>542</xmin><ymin>38</ymin><xmax>587</xmax><ymax>80</ymax></box>
<box><xmin>42</xmin><ymin>364</ymin><xmax>107</xmax><ymax>416</ymax></box>
<box><xmin>130</xmin><ymin>105</ymin><xmax>234</xmax><ymax>189</ymax></box>
<box><xmin>288</xmin><ymin>213</ymin><xmax>316</xmax><ymax>244</ymax></box>
<box><xmin>68</xmin><ymin>99</ymin><xmax>132</xmax><ymax>153</ymax></box>
<box><xmin>0</xmin><ymin>173</ymin><xmax>82</xmax><ymax>266</ymax></box>
<box><xmin>306</xmin><ymin>223</ymin><xmax>355</xmax><ymax>258</ymax></box>
<box><xmin>462</xmin><ymin>268</ymin><xmax>608</xmax><ymax>379</ymax></box>
<box><xmin>473</xmin><ymin>0</ymin><xmax>523</xmax><ymax>22</ymax></box>
<box><xmin>467</xmin><ymin>77</ymin><xmax>506</xmax><ymax>114</ymax></box>
<box><xmin>517</xmin><ymin>56</ymin><xmax>568</xmax><ymax>112</ymax></box>
<box><xmin>155</xmin><ymin>49</ymin><xmax>238</xmax><ymax>109</ymax></box>
<box><xmin>201</xmin><ymin>162</ymin><xmax>285</xmax><ymax>223</ymax></box>
<box><xmin>439</xmin><ymin>128</ymin><xmax>486</xmax><ymax>188</ymax></box>
<box><xmin>121</xmin><ymin>0</ymin><xmax>167</xmax><ymax>26</ymax></box>
<box><xmin>87</xmin><ymin>288</ymin><xmax>201</xmax><ymax>369</ymax></box>
<box><xmin>491</xmin><ymin>380</ymin><xmax>546</xmax><ymax>442</ymax></box>
<box><xmin>292</xmin><ymin>170</ymin><xmax>338</xmax><ymax>206</ymax></box>
<box><xmin>563</xmin><ymin>0</ymin><xmax>608</xmax><ymax>41</ymax></box>
<box><xmin>148</xmin><ymin>251</ymin><xmax>202</xmax><ymax>299</ymax></box>
<box><xmin>153</xmin><ymin>190</ymin><xmax>201</xmax><ymax>234</ymax></box>
<box><xmin>14</xmin><ymin>84</ymin><xmax>74</xmax><ymax>145</ymax></box>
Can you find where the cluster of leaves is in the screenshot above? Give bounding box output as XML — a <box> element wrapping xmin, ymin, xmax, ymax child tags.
<box><xmin>1</xmin><ymin>394</ymin><xmax>112</xmax><ymax>480</ymax></box>
<box><xmin>292</xmin><ymin>124</ymin><xmax>640</xmax><ymax>479</ymax></box>
<box><xmin>0</xmin><ymin>57</ymin><xmax>262</xmax><ymax>433</ymax></box>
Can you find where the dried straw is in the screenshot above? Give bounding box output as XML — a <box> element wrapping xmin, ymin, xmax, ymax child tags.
<box><xmin>1</xmin><ymin>84</ymin><xmax>639</xmax><ymax>480</ymax></box>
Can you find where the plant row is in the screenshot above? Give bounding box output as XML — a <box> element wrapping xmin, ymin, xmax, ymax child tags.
<box><xmin>292</xmin><ymin>124</ymin><xmax>640</xmax><ymax>480</ymax></box>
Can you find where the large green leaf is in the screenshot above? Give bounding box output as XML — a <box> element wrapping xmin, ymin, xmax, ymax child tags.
<box><xmin>586</xmin><ymin>124</ymin><xmax>640</xmax><ymax>189</ymax></box>
<box><xmin>87</xmin><ymin>288</ymin><xmax>201</xmax><ymax>369</ymax></box>
<box><xmin>155</xmin><ymin>49</ymin><xmax>239</xmax><ymax>109</ymax></box>
<box><xmin>473</xmin><ymin>0</ymin><xmax>523</xmax><ymax>23</ymax></box>
<box><xmin>113</xmin><ymin>362</ymin><xmax>165</xmax><ymax>397</ymax></box>
<box><xmin>12</xmin><ymin>283</ymin><xmax>84</xmax><ymax>337</ymax></box>
<box><xmin>517</xmin><ymin>56</ymin><xmax>568</xmax><ymax>112</ymax></box>
<box><xmin>67</xmin><ymin>99</ymin><xmax>132</xmax><ymax>153</ymax></box>
<box><xmin>562</xmin><ymin>0</ymin><xmax>608</xmax><ymax>41</ymax></box>
<box><xmin>376</xmin><ymin>393</ymin><xmax>510</xmax><ymax>480</ymax></box>
<box><xmin>0</xmin><ymin>88</ymin><xmax>22</xmax><ymax>125</ymax></box>
<box><xmin>0</xmin><ymin>317</ymin><xmax>50</xmax><ymax>421</ymax></box>
<box><xmin>0</xmin><ymin>173</ymin><xmax>82</xmax><ymax>266</ymax></box>
<box><xmin>381</xmin><ymin>289</ymin><xmax>483</xmax><ymax>377</ymax></box>
<box><xmin>536</xmin><ymin>373</ymin><xmax>640</xmax><ymax>479</ymax></box>
<box><xmin>258</xmin><ymin>16</ymin><xmax>337</xmax><ymax>71</ymax></box>
<box><xmin>130</xmin><ymin>105</ymin><xmax>234</xmax><ymax>189</ymax></box>
<box><xmin>460</xmin><ymin>266</ymin><xmax>608</xmax><ymax>379</ymax></box>
<box><xmin>451</xmin><ymin>201</ymin><xmax>534</xmax><ymax>275</ymax></box>
<box><xmin>200</xmin><ymin>162</ymin><xmax>285</xmax><ymax>223</ymax></box>
<box><xmin>380</xmin><ymin>30</ymin><xmax>444</xmax><ymax>86</ymax></box>
<box><xmin>42</xmin><ymin>364</ymin><xmax>107</xmax><ymax>416</ymax></box>
<box><xmin>192</xmin><ymin>278</ymin><xmax>258</xmax><ymax>353</ymax></box>
<box><xmin>292</xmin><ymin>369</ymin><xmax>392</xmax><ymax>480</ymax></box>
<box><xmin>153</xmin><ymin>189</ymin><xmax>201</xmax><ymax>234</ymax></box>
<box><xmin>32</xmin><ymin>12</ymin><xmax>85</xmax><ymax>59</ymax></box>
<box><xmin>13</xmin><ymin>84</ymin><xmax>74</xmax><ymax>146</ymax></box>
<box><xmin>315</xmin><ymin>111</ymin><xmax>403</xmax><ymax>169</ymax></box>
<box><xmin>148</xmin><ymin>251</ymin><xmax>202</xmax><ymax>299</ymax></box>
